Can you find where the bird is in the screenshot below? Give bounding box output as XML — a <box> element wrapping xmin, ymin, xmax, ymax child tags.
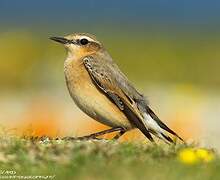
<box><xmin>50</xmin><ymin>33</ymin><xmax>183</xmax><ymax>144</ymax></box>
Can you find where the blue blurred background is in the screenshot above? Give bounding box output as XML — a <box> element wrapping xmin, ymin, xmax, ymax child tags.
<box><xmin>0</xmin><ymin>0</ymin><xmax>220</xmax><ymax>147</ymax></box>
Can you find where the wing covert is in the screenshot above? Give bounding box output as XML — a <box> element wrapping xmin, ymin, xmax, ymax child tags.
<box><xmin>83</xmin><ymin>55</ymin><xmax>154</xmax><ymax>141</ymax></box>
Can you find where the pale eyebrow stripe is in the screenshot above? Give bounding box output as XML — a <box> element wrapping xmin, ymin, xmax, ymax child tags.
<box><xmin>77</xmin><ymin>36</ymin><xmax>95</xmax><ymax>42</ymax></box>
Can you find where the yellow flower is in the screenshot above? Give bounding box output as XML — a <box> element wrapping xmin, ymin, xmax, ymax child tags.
<box><xmin>178</xmin><ymin>148</ymin><xmax>198</xmax><ymax>164</ymax></box>
<box><xmin>178</xmin><ymin>148</ymin><xmax>215</xmax><ymax>164</ymax></box>
<box><xmin>196</xmin><ymin>149</ymin><xmax>214</xmax><ymax>162</ymax></box>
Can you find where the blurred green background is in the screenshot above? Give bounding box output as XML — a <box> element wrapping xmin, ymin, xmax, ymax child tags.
<box><xmin>1</xmin><ymin>1</ymin><xmax>220</xmax><ymax>90</ymax></box>
<box><xmin>1</xmin><ymin>29</ymin><xmax>220</xmax><ymax>90</ymax></box>
<box><xmin>0</xmin><ymin>0</ymin><xmax>220</xmax><ymax>148</ymax></box>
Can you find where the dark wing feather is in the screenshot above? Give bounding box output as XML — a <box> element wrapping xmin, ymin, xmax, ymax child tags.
<box><xmin>146</xmin><ymin>107</ymin><xmax>184</xmax><ymax>141</ymax></box>
<box><xmin>83</xmin><ymin>55</ymin><xmax>154</xmax><ymax>142</ymax></box>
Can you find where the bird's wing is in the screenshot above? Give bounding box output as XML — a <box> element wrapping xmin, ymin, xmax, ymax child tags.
<box><xmin>83</xmin><ymin>55</ymin><xmax>154</xmax><ymax>141</ymax></box>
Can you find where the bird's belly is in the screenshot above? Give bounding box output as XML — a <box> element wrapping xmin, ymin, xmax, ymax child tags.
<box><xmin>64</xmin><ymin>62</ymin><xmax>132</xmax><ymax>129</ymax></box>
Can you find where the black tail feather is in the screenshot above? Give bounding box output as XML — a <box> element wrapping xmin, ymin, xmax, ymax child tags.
<box><xmin>123</xmin><ymin>102</ymin><xmax>155</xmax><ymax>142</ymax></box>
<box><xmin>161</xmin><ymin>133</ymin><xmax>174</xmax><ymax>144</ymax></box>
<box><xmin>146</xmin><ymin>106</ymin><xmax>184</xmax><ymax>142</ymax></box>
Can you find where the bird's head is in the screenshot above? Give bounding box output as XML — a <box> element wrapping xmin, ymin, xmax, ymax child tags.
<box><xmin>50</xmin><ymin>33</ymin><xmax>103</xmax><ymax>58</ymax></box>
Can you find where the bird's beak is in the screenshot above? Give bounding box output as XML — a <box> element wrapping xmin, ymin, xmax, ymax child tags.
<box><xmin>49</xmin><ymin>37</ymin><xmax>70</xmax><ymax>44</ymax></box>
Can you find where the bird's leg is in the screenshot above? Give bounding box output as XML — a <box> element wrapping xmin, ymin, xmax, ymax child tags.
<box><xmin>112</xmin><ymin>129</ymin><xmax>126</xmax><ymax>140</ymax></box>
<box><xmin>63</xmin><ymin>127</ymin><xmax>124</xmax><ymax>141</ymax></box>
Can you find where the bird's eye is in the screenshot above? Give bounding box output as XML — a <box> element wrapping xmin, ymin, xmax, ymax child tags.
<box><xmin>80</xmin><ymin>38</ymin><xmax>89</xmax><ymax>45</ymax></box>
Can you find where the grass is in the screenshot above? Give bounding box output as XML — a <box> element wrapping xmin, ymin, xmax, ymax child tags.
<box><xmin>0</xmin><ymin>135</ymin><xmax>219</xmax><ymax>180</ymax></box>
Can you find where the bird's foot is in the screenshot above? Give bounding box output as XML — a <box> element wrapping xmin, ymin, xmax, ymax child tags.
<box><xmin>62</xmin><ymin>136</ymin><xmax>101</xmax><ymax>141</ymax></box>
<box><xmin>62</xmin><ymin>127</ymin><xmax>125</xmax><ymax>141</ymax></box>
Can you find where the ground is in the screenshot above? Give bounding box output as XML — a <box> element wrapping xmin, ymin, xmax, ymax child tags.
<box><xmin>0</xmin><ymin>135</ymin><xmax>219</xmax><ymax>180</ymax></box>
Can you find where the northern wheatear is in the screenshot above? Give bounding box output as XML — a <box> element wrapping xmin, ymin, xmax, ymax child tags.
<box><xmin>50</xmin><ymin>33</ymin><xmax>183</xmax><ymax>143</ymax></box>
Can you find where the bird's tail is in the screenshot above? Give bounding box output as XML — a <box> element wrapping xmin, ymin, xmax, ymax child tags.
<box><xmin>145</xmin><ymin>106</ymin><xmax>184</xmax><ymax>144</ymax></box>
